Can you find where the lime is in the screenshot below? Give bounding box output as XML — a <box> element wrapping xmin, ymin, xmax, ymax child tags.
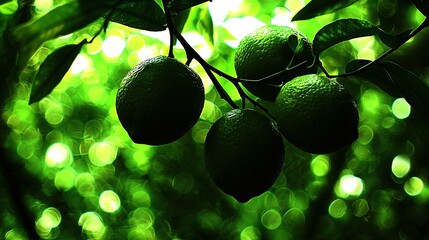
<box><xmin>234</xmin><ymin>25</ymin><xmax>317</xmax><ymax>101</ymax></box>
<box><xmin>116</xmin><ymin>56</ymin><xmax>204</xmax><ymax>145</ymax></box>
<box><xmin>274</xmin><ymin>74</ymin><xmax>359</xmax><ymax>154</ymax></box>
<box><xmin>204</xmin><ymin>108</ymin><xmax>284</xmax><ymax>202</ymax></box>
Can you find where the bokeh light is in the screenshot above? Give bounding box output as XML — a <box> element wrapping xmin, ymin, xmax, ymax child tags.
<box><xmin>391</xmin><ymin>155</ymin><xmax>411</xmax><ymax>178</ymax></box>
<box><xmin>88</xmin><ymin>141</ymin><xmax>118</xmax><ymax>167</ymax></box>
<box><xmin>99</xmin><ymin>190</ymin><xmax>121</xmax><ymax>213</ymax></box>
<box><xmin>78</xmin><ymin>212</ymin><xmax>106</xmax><ymax>239</ymax></box>
<box><xmin>311</xmin><ymin>155</ymin><xmax>330</xmax><ymax>177</ymax></box>
<box><xmin>45</xmin><ymin>143</ymin><xmax>73</xmax><ymax>168</ymax></box>
<box><xmin>404</xmin><ymin>177</ymin><xmax>424</xmax><ymax>196</ymax></box>
<box><xmin>328</xmin><ymin>199</ymin><xmax>347</xmax><ymax>218</ymax></box>
<box><xmin>336</xmin><ymin>174</ymin><xmax>364</xmax><ymax>198</ymax></box>
<box><xmin>392</xmin><ymin>98</ymin><xmax>411</xmax><ymax>119</ymax></box>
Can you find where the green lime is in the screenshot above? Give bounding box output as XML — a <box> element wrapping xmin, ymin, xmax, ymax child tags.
<box><xmin>204</xmin><ymin>108</ymin><xmax>284</xmax><ymax>202</ymax></box>
<box><xmin>234</xmin><ymin>25</ymin><xmax>317</xmax><ymax>102</ymax></box>
<box><xmin>274</xmin><ymin>74</ymin><xmax>359</xmax><ymax>154</ymax></box>
<box><xmin>116</xmin><ymin>56</ymin><xmax>204</xmax><ymax>145</ymax></box>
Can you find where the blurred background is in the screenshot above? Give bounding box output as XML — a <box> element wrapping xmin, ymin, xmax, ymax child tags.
<box><xmin>1</xmin><ymin>0</ymin><xmax>429</xmax><ymax>239</ymax></box>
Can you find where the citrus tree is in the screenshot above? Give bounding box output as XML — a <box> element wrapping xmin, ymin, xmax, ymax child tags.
<box><xmin>1</xmin><ymin>0</ymin><xmax>429</xmax><ymax>239</ymax></box>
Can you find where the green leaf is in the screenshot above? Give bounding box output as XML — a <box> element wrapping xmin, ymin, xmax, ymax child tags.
<box><xmin>383</xmin><ymin>61</ymin><xmax>429</xmax><ymax>119</ymax></box>
<box><xmin>29</xmin><ymin>41</ymin><xmax>86</xmax><ymax>104</ymax></box>
<box><xmin>11</xmin><ymin>1</ymin><xmax>111</xmax><ymax>70</ymax></box>
<box><xmin>345</xmin><ymin>60</ymin><xmax>402</xmax><ymax>97</ymax></box>
<box><xmin>194</xmin><ymin>7</ymin><xmax>213</xmax><ymax>45</ymax></box>
<box><xmin>167</xmin><ymin>0</ymin><xmax>211</xmax><ymax>12</ymax></box>
<box><xmin>172</xmin><ymin>8</ymin><xmax>190</xmax><ymax>44</ymax></box>
<box><xmin>108</xmin><ymin>0</ymin><xmax>166</xmax><ymax>31</ymax></box>
<box><xmin>292</xmin><ymin>0</ymin><xmax>360</xmax><ymax>21</ymax></box>
<box><xmin>378</xmin><ymin>29</ymin><xmax>413</xmax><ymax>49</ymax></box>
<box><xmin>313</xmin><ymin>18</ymin><xmax>379</xmax><ymax>56</ymax></box>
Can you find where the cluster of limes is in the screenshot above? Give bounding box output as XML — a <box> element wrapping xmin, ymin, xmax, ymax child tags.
<box><xmin>115</xmin><ymin>25</ymin><xmax>359</xmax><ymax>203</ymax></box>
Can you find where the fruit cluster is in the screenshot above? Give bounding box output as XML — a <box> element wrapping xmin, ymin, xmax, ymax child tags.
<box><xmin>115</xmin><ymin>25</ymin><xmax>359</xmax><ymax>202</ymax></box>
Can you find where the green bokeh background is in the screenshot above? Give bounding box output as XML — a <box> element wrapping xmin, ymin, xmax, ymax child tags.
<box><xmin>1</xmin><ymin>0</ymin><xmax>429</xmax><ymax>239</ymax></box>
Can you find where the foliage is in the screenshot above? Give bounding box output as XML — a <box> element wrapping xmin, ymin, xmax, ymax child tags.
<box><xmin>1</xmin><ymin>0</ymin><xmax>429</xmax><ymax>239</ymax></box>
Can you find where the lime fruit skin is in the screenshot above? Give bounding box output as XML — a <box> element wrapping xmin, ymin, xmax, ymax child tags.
<box><xmin>116</xmin><ymin>56</ymin><xmax>204</xmax><ymax>145</ymax></box>
<box><xmin>204</xmin><ymin>109</ymin><xmax>285</xmax><ymax>202</ymax></box>
<box><xmin>234</xmin><ymin>25</ymin><xmax>317</xmax><ymax>102</ymax></box>
<box><xmin>274</xmin><ymin>74</ymin><xmax>359</xmax><ymax>154</ymax></box>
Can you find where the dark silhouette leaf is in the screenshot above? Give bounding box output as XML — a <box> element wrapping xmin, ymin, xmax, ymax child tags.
<box><xmin>30</xmin><ymin>41</ymin><xmax>86</xmax><ymax>104</ymax></box>
<box><xmin>172</xmin><ymin>8</ymin><xmax>191</xmax><ymax>44</ymax></box>
<box><xmin>383</xmin><ymin>61</ymin><xmax>429</xmax><ymax>119</ymax></box>
<box><xmin>313</xmin><ymin>18</ymin><xmax>379</xmax><ymax>56</ymax></box>
<box><xmin>292</xmin><ymin>0</ymin><xmax>360</xmax><ymax>21</ymax></box>
<box><xmin>167</xmin><ymin>0</ymin><xmax>211</xmax><ymax>12</ymax></box>
<box><xmin>11</xmin><ymin>1</ymin><xmax>111</xmax><ymax>70</ymax></box>
<box><xmin>0</xmin><ymin>0</ymin><xmax>12</xmax><ymax>5</ymax></box>
<box><xmin>346</xmin><ymin>60</ymin><xmax>402</xmax><ymax>97</ymax></box>
<box><xmin>109</xmin><ymin>0</ymin><xmax>166</xmax><ymax>31</ymax></box>
<box><xmin>378</xmin><ymin>29</ymin><xmax>413</xmax><ymax>49</ymax></box>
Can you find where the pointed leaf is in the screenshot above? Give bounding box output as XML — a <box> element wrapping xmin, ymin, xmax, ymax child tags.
<box><xmin>167</xmin><ymin>0</ymin><xmax>211</xmax><ymax>12</ymax></box>
<box><xmin>383</xmin><ymin>61</ymin><xmax>429</xmax><ymax>119</ymax></box>
<box><xmin>313</xmin><ymin>18</ymin><xmax>379</xmax><ymax>56</ymax></box>
<box><xmin>108</xmin><ymin>0</ymin><xmax>166</xmax><ymax>31</ymax></box>
<box><xmin>195</xmin><ymin>7</ymin><xmax>214</xmax><ymax>45</ymax></box>
<box><xmin>30</xmin><ymin>41</ymin><xmax>86</xmax><ymax>104</ymax></box>
<box><xmin>346</xmin><ymin>60</ymin><xmax>402</xmax><ymax>97</ymax></box>
<box><xmin>11</xmin><ymin>1</ymin><xmax>111</xmax><ymax>70</ymax></box>
<box><xmin>172</xmin><ymin>8</ymin><xmax>191</xmax><ymax>44</ymax></box>
<box><xmin>378</xmin><ymin>29</ymin><xmax>413</xmax><ymax>48</ymax></box>
<box><xmin>292</xmin><ymin>0</ymin><xmax>360</xmax><ymax>21</ymax></box>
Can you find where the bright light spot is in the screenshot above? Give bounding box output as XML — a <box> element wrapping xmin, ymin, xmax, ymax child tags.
<box><xmin>88</xmin><ymin>142</ymin><xmax>118</xmax><ymax>167</ymax></box>
<box><xmin>99</xmin><ymin>190</ymin><xmax>121</xmax><ymax>213</ymax></box>
<box><xmin>102</xmin><ymin>36</ymin><xmax>126</xmax><ymax>58</ymax></box>
<box><xmin>209</xmin><ymin>0</ymin><xmax>242</xmax><ymax>25</ymax></box>
<box><xmin>34</xmin><ymin>0</ymin><xmax>53</xmax><ymax>13</ymax></box>
<box><xmin>36</xmin><ymin>207</ymin><xmax>62</xmax><ymax>229</ymax></box>
<box><xmin>404</xmin><ymin>177</ymin><xmax>424</xmax><ymax>196</ymax></box>
<box><xmin>240</xmin><ymin>226</ymin><xmax>260</xmax><ymax>240</ymax></box>
<box><xmin>71</xmin><ymin>54</ymin><xmax>90</xmax><ymax>74</ymax></box>
<box><xmin>392</xmin><ymin>98</ymin><xmax>411</xmax><ymax>119</ymax></box>
<box><xmin>222</xmin><ymin>17</ymin><xmax>265</xmax><ymax>48</ymax></box>
<box><xmin>78</xmin><ymin>212</ymin><xmax>106</xmax><ymax>239</ymax></box>
<box><xmin>35</xmin><ymin>207</ymin><xmax>61</xmax><ymax>238</ymax></box>
<box><xmin>311</xmin><ymin>155</ymin><xmax>330</xmax><ymax>177</ymax></box>
<box><xmin>178</xmin><ymin>32</ymin><xmax>212</xmax><ymax>59</ymax></box>
<box><xmin>261</xmin><ymin>209</ymin><xmax>282</xmax><ymax>230</ymax></box>
<box><xmin>391</xmin><ymin>155</ymin><xmax>411</xmax><ymax>178</ymax></box>
<box><xmin>271</xmin><ymin>7</ymin><xmax>295</xmax><ymax>27</ymax></box>
<box><xmin>45</xmin><ymin>143</ymin><xmax>73</xmax><ymax>168</ymax></box>
<box><xmin>329</xmin><ymin>199</ymin><xmax>347</xmax><ymax>218</ymax></box>
<box><xmin>54</xmin><ymin>168</ymin><xmax>77</xmax><ymax>191</ymax></box>
<box><xmin>137</xmin><ymin>47</ymin><xmax>158</xmax><ymax>62</ymax></box>
<box><xmin>358</xmin><ymin>47</ymin><xmax>376</xmax><ymax>60</ymax></box>
<box><xmin>339</xmin><ymin>175</ymin><xmax>364</xmax><ymax>197</ymax></box>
